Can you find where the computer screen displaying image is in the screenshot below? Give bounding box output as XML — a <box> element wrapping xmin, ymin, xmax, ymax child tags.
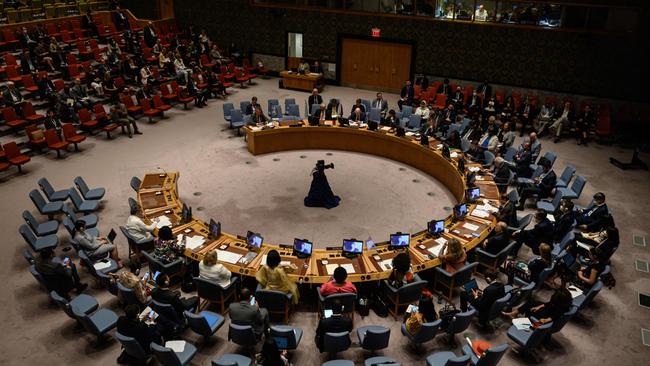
<box><xmin>390</xmin><ymin>233</ymin><xmax>410</xmax><ymax>247</ymax></box>
<box><xmin>246</xmin><ymin>231</ymin><xmax>263</xmax><ymax>248</ymax></box>
<box><xmin>209</xmin><ymin>219</ymin><xmax>221</xmax><ymax>239</ymax></box>
<box><xmin>454</xmin><ymin>203</ymin><xmax>468</xmax><ymax>219</ymax></box>
<box><xmin>181</xmin><ymin>203</ymin><xmax>190</xmax><ymax>222</ymax></box>
<box><xmin>342</xmin><ymin>239</ymin><xmax>363</xmax><ymax>254</ymax></box>
<box><xmin>466</xmin><ymin>187</ymin><xmax>480</xmax><ymax>201</ymax></box>
<box><xmin>293</xmin><ymin>238</ymin><xmax>313</xmax><ymax>256</ymax></box>
<box><xmin>428</xmin><ymin>220</ymin><xmax>445</xmax><ymax>235</ymax></box>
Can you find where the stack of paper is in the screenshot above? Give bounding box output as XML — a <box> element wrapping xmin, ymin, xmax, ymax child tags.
<box><xmin>381</xmin><ymin>126</ymin><xmax>391</xmax><ymax>132</ymax></box>
<box><xmin>165</xmin><ymin>340</ymin><xmax>186</xmax><ymax>352</ymax></box>
<box><xmin>155</xmin><ymin>215</ymin><xmax>172</xmax><ymax>229</ymax></box>
<box><xmin>185</xmin><ymin>236</ymin><xmax>206</xmax><ymax>250</ymax></box>
<box><xmin>463</xmin><ymin>223</ymin><xmax>480</xmax><ymax>231</ymax></box>
<box><xmin>405</xmin><ymin>132</ymin><xmax>415</xmax><ymax>137</ymax></box>
<box><xmin>468</xmin><ymin>167</ymin><xmax>481</xmax><ymax>172</ymax></box>
<box><xmin>471</xmin><ymin>209</ymin><xmax>490</xmax><ymax>219</ymax></box>
<box><xmin>435</xmin><ymin>237</ymin><xmax>447</xmax><ymax>246</ymax></box>
<box><xmin>93</xmin><ymin>261</ymin><xmax>112</xmax><ymax>271</ymax></box>
<box><xmin>476</xmin><ymin>203</ymin><xmax>498</xmax><ymax>213</ymax></box>
<box><xmin>250</xmin><ymin>126</ymin><xmax>262</xmax><ymax>132</ymax></box>
<box><xmin>428</xmin><ymin>245</ymin><xmax>445</xmax><ymax>257</ymax></box>
<box><xmin>513</xmin><ymin>317</ymin><xmax>533</xmax><ymax>330</ymax></box>
<box><xmin>216</xmin><ymin>250</ymin><xmax>243</xmax><ymax>264</ymax></box>
<box><xmin>568</xmin><ymin>285</ymin><xmax>584</xmax><ymax>298</ymax></box>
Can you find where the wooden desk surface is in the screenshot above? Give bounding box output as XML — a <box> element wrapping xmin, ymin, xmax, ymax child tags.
<box><xmin>279</xmin><ymin>71</ymin><xmax>323</xmax><ymax>81</ymax></box>
<box><xmin>137</xmin><ymin>127</ymin><xmax>500</xmax><ymax>284</ymax></box>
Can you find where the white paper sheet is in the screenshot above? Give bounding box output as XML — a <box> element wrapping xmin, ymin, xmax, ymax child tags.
<box><xmin>155</xmin><ymin>215</ymin><xmax>172</xmax><ymax>229</ymax></box>
<box><xmin>513</xmin><ymin>317</ymin><xmax>533</xmax><ymax>330</ymax></box>
<box><xmin>340</xmin><ymin>263</ymin><xmax>355</xmax><ymax>274</ymax></box>
<box><xmin>476</xmin><ymin>204</ymin><xmax>498</xmax><ymax>213</ymax></box>
<box><xmin>546</xmin><ymin>214</ymin><xmax>556</xmax><ymax>222</ymax></box>
<box><xmin>471</xmin><ymin>209</ymin><xmax>490</xmax><ymax>219</ymax></box>
<box><xmin>165</xmin><ymin>340</ymin><xmax>186</xmax><ymax>353</ymax></box>
<box><xmin>427</xmin><ymin>245</ymin><xmax>445</xmax><ymax>257</ymax></box>
<box><xmin>379</xmin><ymin>259</ymin><xmax>393</xmax><ymax>271</ymax></box>
<box><xmin>93</xmin><ymin>261</ymin><xmax>112</xmax><ymax>271</ymax></box>
<box><xmin>463</xmin><ymin>223</ymin><xmax>480</xmax><ymax>231</ymax></box>
<box><xmin>576</xmin><ymin>241</ymin><xmax>591</xmax><ymax>251</ymax></box>
<box><xmin>185</xmin><ymin>235</ymin><xmax>206</xmax><ymax>250</ymax></box>
<box><xmin>468</xmin><ymin>167</ymin><xmax>481</xmax><ymax>172</ymax></box>
<box><xmin>217</xmin><ymin>250</ymin><xmax>243</xmax><ymax>264</ymax></box>
<box><xmin>568</xmin><ymin>285</ymin><xmax>584</xmax><ymax>299</ymax></box>
<box><xmin>450</xmin><ymin>152</ymin><xmax>458</xmax><ymax>158</ymax></box>
<box><xmin>435</xmin><ymin>237</ymin><xmax>447</xmax><ymax>246</ymax></box>
<box><xmin>325</xmin><ymin>264</ymin><xmax>339</xmax><ymax>275</ymax></box>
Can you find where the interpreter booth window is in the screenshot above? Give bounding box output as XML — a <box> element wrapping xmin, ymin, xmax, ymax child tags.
<box><xmin>474</xmin><ymin>1</ymin><xmax>496</xmax><ymax>22</ymax></box>
<box><xmin>346</xmin><ymin>0</ymin><xmax>381</xmax><ymax>13</ymax></box>
<box><xmin>287</xmin><ymin>32</ymin><xmax>303</xmax><ymax>58</ymax></box>
<box><xmin>454</xmin><ymin>0</ymin><xmax>473</xmax><ymax>20</ymax></box>
<box><xmin>497</xmin><ymin>2</ymin><xmax>537</xmax><ymax>24</ymax></box>
<box><xmin>538</xmin><ymin>3</ymin><xmax>562</xmax><ymax>27</ymax></box>
<box><xmin>435</xmin><ymin>0</ymin><xmax>455</xmax><ymax>19</ymax></box>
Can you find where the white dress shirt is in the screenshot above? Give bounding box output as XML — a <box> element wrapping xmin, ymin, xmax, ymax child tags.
<box><xmin>199</xmin><ymin>262</ymin><xmax>232</xmax><ymax>288</ymax></box>
<box><xmin>125</xmin><ymin>215</ymin><xmax>155</xmax><ymax>243</ymax></box>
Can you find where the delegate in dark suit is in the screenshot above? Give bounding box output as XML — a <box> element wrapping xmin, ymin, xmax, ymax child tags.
<box><xmin>151</xmin><ymin>287</ymin><xmax>198</xmax><ymax>321</ymax></box>
<box><xmin>517</xmin><ymin>169</ymin><xmax>557</xmax><ymax>209</ymax></box>
<box><xmin>398</xmin><ymin>83</ymin><xmax>414</xmax><ymax>110</ymax></box>
<box><xmin>372</xmin><ymin>97</ymin><xmax>388</xmax><ymax>117</ymax></box>
<box><xmin>511</xmin><ymin>211</ymin><xmax>554</xmax><ymax>256</ymax></box>
<box><xmin>496</xmin><ymin>200</ymin><xmax>518</xmax><ymax>228</ymax></box>
<box><xmin>229</xmin><ymin>299</ymin><xmax>269</xmax><ymax>340</ymax></box>
<box><xmin>308</xmin><ymin>94</ymin><xmax>323</xmax><ymax>109</ymax></box>
<box><xmin>483</xmin><ymin>229</ymin><xmax>511</xmax><ymax>255</ymax></box>
<box><xmin>553</xmin><ymin>209</ymin><xmax>576</xmax><ymax>242</ymax></box>
<box><xmin>460</xmin><ymin>281</ymin><xmax>505</xmax><ymax>325</ymax></box>
<box><xmin>315</xmin><ymin>314</ymin><xmax>353</xmax><ymax>352</ymax></box>
<box><xmin>492</xmin><ymin>161</ymin><xmax>511</xmax><ymax>193</ymax></box>
<box><xmin>117</xmin><ymin>315</ymin><xmax>162</xmax><ymax>350</ymax></box>
<box><xmin>577</xmin><ymin>203</ymin><xmax>609</xmax><ymax>232</ymax></box>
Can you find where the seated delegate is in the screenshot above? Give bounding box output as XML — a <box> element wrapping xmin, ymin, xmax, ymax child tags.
<box><xmin>151</xmin><ymin>274</ymin><xmax>199</xmax><ymax>321</ymax></box>
<box><xmin>199</xmin><ymin>250</ymin><xmax>232</xmax><ymax>288</ymax></box>
<box><xmin>255</xmin><ymin>249</ymin><xmax>299</xmax><ymax>304</ymax></box>
<box><xmin>576</xmin><ymin>192</ymin><xmax>609</xmax><ymax>232</ymax></box>
<box><xmin>503</xmin><ymin>243</ymin><xmax>552</xmax><ymax>285</ymax></box>
<box><xmin>153</xmin><ymin>226</ymin><xmax>185</xmax><ymax>264</ymax></box>
<box><xmin>503</xmin><ymin>287</ymin><xmax>572</xmax><ymax>325</ymax></box>
<box><xmin>387</xmin><ymin>252</ymin><xmax>415</xmax><ymax>288</ymax></box>
<box><xmin>74</xmin><ymin>220</ymin><xmax>123</xmax><ymax>268</ymax></box>
<box><xmin>228</xmin><ymin>287</ymin><xmax>269</xmax><ymax>340</ymax></box>
<box><xmin>314</xmin><ymin>300</ymin><xmax>352</xmax><ymax>352</ymax></box>
<box><xmin>440</xmin><ymin>238</ymin><xmax>467</xmax><ymax>273</ymax></box>
<box><xmin>320</xmin><ymin>266</ymin><xmax>357</xmax><ymax>297</ymax></box>
<box><xmin>460</xmin><ymin>276</ymin><xmax>505</xmax><ymax>326</ymax></box>
<box><xmin>510</xmin><ymin>210</ymin><xmax>554</xmax><ymax>257</ymax></box>
<box><xmin>35</xmin><ymin>248</ymin><xmax>87</xmax><ymax>299</ymax></box>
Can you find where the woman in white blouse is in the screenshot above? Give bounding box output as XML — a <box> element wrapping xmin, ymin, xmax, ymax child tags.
<box><xmin>415</xmin><ymin>100</ymin><xmax>430</xmax><ymax>121</ymax></box>
<box><xmin>125</xmin><ymin>206</ymin><xmax>156</xmax><ymax>243</ymax></box>
<box><xmin>199</xmin><ymin>250</ymin><xmax>232</xmax><ymax>288</ymax></box>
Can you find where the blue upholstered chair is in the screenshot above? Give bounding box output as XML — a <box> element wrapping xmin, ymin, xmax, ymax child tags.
<box><xmin>229</xmin><ymin>109</ymin><xmax>245</xmax><ymax>135</ymax></box>
<box><xmin>268</xmin><ymin>99</ymin><xmax>279</xmax><ymax>116</ymax></box>
<box><xmin>401</xmin><ymin>319</ymin><xmax>442</xmax><ymax>350</ymax></box>
<box><xmin>406</xmin><ymin>114</ymin><xmax>421</xmax><ymax>132</ymax></box>
<box><xmin>22</xmin><ymin>210</ymin><xmax>58</xmax><ymax>236</ymax></box>
<box><xmin>434</xmin><ymin>262</ymin><xmax>478</xmax><ymax>302</ymax></box>
<box><xmin>150</xmin><ymin>341</ymin><xmax>198</xmax><ymax>366</ymax></box>
<box><xmin>536</xmin><ymin>190</ymin><xmax>563</xmax><ymax>214</ymax></box>
<box><xmin>506</xmin><ymin>321</ymin><xmax>553</xmax><ymax>354</ymax></box>
<box><xmin>322</xmin><ymin>360</ymin><xmax>354</xmax><ymax>366</ymax></box>
<box><xmin>50</xmin><ymin>291</ymin><xmax>99</xmax><ymax>320</ymax></box>
<box><xmin>475</xmin><ymin>241</ymin><xmax>516</xmax><ymax>274</ymax></box>
<box><xmin>142</xmin><ymin>250</ymin><xmax>184</xmax><ymax>283</ymax></box>
<box><xmin>529</xmin><ymin>151</ymin><xmax>557</xmax><ymax>172</ymax></box>
<box><xmin>37</xmin><ymin>177</ymin><xmax>70</xmax><ymax>201</ymax></box>
<box><xmin>194</xmin><ymin>276</ymin><xmax>239</xmax><ymax>314</ymax></box>
<box><xmin>516</xmin><ymin>165</ymin><xmax>543</xmax><ymax>185</ymax></box>
<box><xmin>255</xmin><ymin>288</ymin><xmax>292</xmax><ymax>323</ymax></box>
<box><xmin>19</xmin><ymin>224</ymin><xmax>58</xmax><ymax>252</ymax></box>
<box><xmin>323</xmin><ymin>331</ymin><xmax>351</xmax><ymax>355</ymax></box>
<box><xmin>284</xmin><ymin>98</ymin><xmax>296</xmax><ymax>113</ymax></box>
<box><xmin>368</xmin><ymin>108</ymin><xmax>381</xmax><ymax>124</ymax></box>
<box><xmin>223</xmin><ymin>102</ymin><xmax>234</xmax><ymax>122</ymax></box>
<box><xmin>461</xmin><ymin>343</ymin><xmax>509</xmax><ymax>366</ymax></box>
<box><xmin>382</xmin><ymin>277</ymin><xmax>427</xmax><ymax>319</ymax></box>
<box><xmin>240</xmin><ymin>101</ymin><xmax>252</xmax><ymax>115</ymax></box>
<box><xmin>211</xmin><ymin>354</ymin><xmax>253</xmax><ymax>366</ymax></box>
<box><xmin>228</xmin><ymin>323</ymin><xmax>258</xmax><ymax>347</ymax></box>
<box><xmin>357</xmin><ymin>325</ymin><xmax>390</xmax><ymax>352</ymax></box>
<box><xmin>446</xmin><ymin>309</ymin><xmax>476</xmax><ymax>343</ymax></box>
<box><xmin>116</xmin><ymin>332</ymin><xmax>152</xmax><ymax>363</ymax></box>
<box><xmin>30</xmin><ymin>189</ymin><xmax>63</xmax><ymax>219</ymax></box>
<box><xmin>130</xmin><ymin>176</ymin><xmax>142</xmax><ymax>192</ymax></box>
<box><xmin>573</xmin><ymin>281</ymin><xmax>604</xmax><ymax>311</ymax></box>
<box><xmin>558</xmin><ymin>175</ymin><xmax>586</xmax><ymax>200</ymax></box>
<box><xmin>184</xmin><ymin>310</ymin><xmax>225</xmax><ymax>342</ymax></box>
<box><xmin>555</xmin><ymin>165</ymin><xmax>576</xmax><ymax>188</ymax></box>
<box><xmin>73</xmin><ymin>176</ymin><xmax>106</xmax><ymax>200</ymax></box>
<box><xmin>68</xmin><ymin>187</ymin><xmax>100</xmax><ymax>213</ymax></box>
<box><xmin>426</xmin><ymin>351</ymin><xmax>471</xmax><ymax>366</ymax></box>
<box><xmin>71</xmin><ymin>304</ymin><xmax>118</xmax><ymax>344</ymax></box>
<box><xmin>270</xmin><ymin>325</ymin><xmax>303</xmax><ymax>350</ymax></box>
<box><xmin>316</xmin><ymin>290</ymin><xmax>356</xmax><ymax>320</ymax></box>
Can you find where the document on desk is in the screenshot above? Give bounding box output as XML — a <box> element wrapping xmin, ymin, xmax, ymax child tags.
<box><xmin>261</xmin><ymin>254</ymin><xmax>290</xmax><ymax>267</ymax></box>
<box><xmin>450</xmin><ymin>152</ymin><xmax>458</xmax><ymax>158</ymax></box>
<box><xmin>471</xmin><ymin>209</ymin><xmax>490</xmax><ymax>219</ymax></box>
<box><xmin>468</xmin><ymin>167</ymin><xmax>481</xmax><ymax>172</ymax></box>
<box><xmin>325</xmin><ymin>264</ymin><xmax>339</xmax><ymax>275</ymax></box>
<box><xmin>250</xmin><ymin>126</ymin><xmax>262</xmax><ymax>132</ymax></box>
<box><xmin>463</xmin><ymin>223</ymin><xmax>480</xmax><ymax>231</ymax></box>
<box><xmin>217</xmin><ymin>250</ymin><xmax>243</xmax><ymax>264</ymax></box>
<box><xmin>379</xmin><ymin>259</ymin><xmax>393</xmax><ymax>271</ymax></box>
<box><xmin>476</xmin><ymin>203</ymin><xmax>498</xmax><ymax>213</ymax></box>
<box><xmin>435</xmin><ymin>237</ymin><xmax>447</xmax><ymax>246</ymax></box>
<box><xmin>576</xmin><ymin>241</ymin><xmax>591</xmax><ymax>251</ymax></box>
<box><xmin>428</xmin><ymin>245</ymin><xmax>445</xmax><ymax>257</ymax></box>
<box><xmin>185</xmin><ymin>236</ymin><xmax>206</xmax><ymax>250</ymax></box>
<box><xmin>513</xmin><ymin>318</ymin><xmax>533</xmax><ymax>331</ymax></box>
<box><xmin>155</xmin><ymin>215</ymin><xmax>172</xmax><ymax>229</ymax></box>
<box><xmin>165</xmin><ymin>340</ymin><xmax>186</xmax><ymax>353</ymax></box>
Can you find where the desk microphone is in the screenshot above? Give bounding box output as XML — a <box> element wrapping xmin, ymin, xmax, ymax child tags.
<box><xmin>157</xmin><ymin>166</ymin><xmax>168</xmax><ymax>177</ymax></box>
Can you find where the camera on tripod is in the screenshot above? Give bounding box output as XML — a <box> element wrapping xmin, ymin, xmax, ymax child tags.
<box><xmin>315</xmin><ymin>160</ymin><xmax>334</xmax><ymax>173</ymax></box>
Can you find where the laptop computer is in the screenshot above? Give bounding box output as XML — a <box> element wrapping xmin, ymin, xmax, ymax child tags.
<box><xmin>368</xmin><ymin>120</ymin><xmax>378</xmax><ymax>131</ymax></box>
<box><xmin>463</xmin><ymin>279</ymin><xmax>479</xmax><ymax>292</ymax></box>
<box><xmin>107</xmin><ymin>229</ymin><xmax>117</xmax><ymax>244</ymax></box>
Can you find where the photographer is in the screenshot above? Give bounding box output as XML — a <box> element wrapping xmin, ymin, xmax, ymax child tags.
<box><xmin>304</xmin><ymin>160</ymin><xmax>340</xmax><ymax>209</ymax></box>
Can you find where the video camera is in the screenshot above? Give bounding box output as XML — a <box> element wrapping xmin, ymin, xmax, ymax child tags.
<box><xmin>316</xmin><ymin>160</ymin><xmax>334</xmax><ymax>173</ymax></box>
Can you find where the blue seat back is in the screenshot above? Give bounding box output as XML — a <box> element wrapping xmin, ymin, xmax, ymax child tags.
<box><xmin>230</xmin><ymin>109</ymin><xmax>244</xmax><ymax>124</ymax></box>
<box><xmin>50</xmin><ymin>290</ymin><xmax>75</xmax><ymax>318</ymax></box>
<box><xmin>446</xmin><ymin>354</ymin><xmax>471</xmax><ymax>366</ymax></box>
<box><xmin>361</xmin><ymin>99</ymin><xmax>371</xmax><ymax>112</ymax></box>
<box><xmin>401</xmin><ymin>105</ymin><xmax>412</xmax><ymax>118</ymax></box>
<box><xmin>508</xmin><ymin>281</ymin><xmax>535</xmax><ymax>308</ymax></box>
<box><xmin>228</xmin><ymin>323</ymin><xmax>257</xmax><ymax>346</ymax></box>
<box><xmin>284</xmin><ymin>98</ymin><xmax>296</xmax><ymax>111</ymax></box>
<box><xmin>570</xmin><ymin>175</ymin><xmax>586</xmax><ymax>197</ymax></box>
<box><xmin>22</xmin><ymin>210</ymin><xmax>39</xmax><ymax>232</ymax></box>
<box><xmin>506</xmin><ymin>189</ymin><xmax>519</xmax><ymax>204</ymax></box>
<box><xmin>578</xmin><ymin>280</ymin><xmax>604</xmax><ymax>310</ymax></box>
<box><xmin>487</xmin><ymin>293</ymin><xmax>511</xmax><ymax>321</ymax></box>
<box><xmin>534</xmin><ymin>263</ymin><xmax>555</xmax><ymax>290</ymax></box>
<box><xmin>150</xmin><ymin>342</ymin><xmax>182</xmax><ymax>366</ymax></box>
<box><xmin>70</xmin><ymin>304</ymin><xmax>99</xmax><ymax>334</ymax></box>
<box><xmin>240</xmin><ymin>101</ymin><xmax>251</xmax><ymax>115</ymax></box>
<box><xmin>287</xmin><ymin>104</ymin><xmax>300</xmax><ymax>118</ymax></box>
<box><xmin>460</xmin><ymin>138</ymin><xmax>471</xmax><ymax>152</ymax></box>
<box><xmin>322</xmin><ymin>292</ymin><xmax>357</xmax><ymax>312</ymax></box>
<box><xmin>116</xmin><ymin>331</ymin><xmax>150</xmax><ymax>360</ymax></box>
<box><xmin>151</xmin><ymin>299</ymin><xmax>183</xmax><ymax>324</ymax></box>
<box><xmin>483</xmin><ymin>151</ymin><xmax>495</xmax><ymax>166</ymax></box>
<box><xmin>530</xmin><ymin>165</ymin><xmax>543</xmax><ymax>180</ymax></box>
<box><xmin>223</xmin><ymin>103</ymin><xmax>235</xmax><ymax>118</ymax></box>
<box><xmin>117</xmin><ymin>282</ymin><xmax>141</xmax><ymax>306</ymax></box>
<box><xmin>412</xmin><ymin>319</ymin><xmax>441</xmax><ymax>343</ymax></box>
<box><xmin>362</xmin><ymin>327</ymin><xmax>390</xmax><ymax>350</ymax></box>
<box><xmin>256</xmin><ymin>289</ymin><xmax>290</xmax><ymax>313</ymax></box>
<box><xmin>476</xmin><ymin>343</ymin><xmax>509</xmax><ymax>366</ymax></box>
<box><xmin>37</xmin><ymin>178</ymin><xmax>56</xmax><ymax>200</ymax></box>
<box><xmin>323</xmin><ymin>331</ymin><xmax>351</xmax><ymax>353</ymax></box>
<box><xmin>550</xmin><ymin>306</ymin><xmax>577</xmax><ymax>334</ymax></box>
<box><xmin>369</xmin><ymin>108</ymin><xmax>381</xmax><ymax>122</ymax></box>
<box><xmin>447</xmin><ymin>309</ymin><xmax>476</xmax><ymax>335</ymax></box>
<box><xmin>68</xmin><ymin>188</ymin><xmax>85</xmax><ymax>209</ymax></box>
<box><xmin>550</xmin><ymin>190</ymin><xmax>563</xmax><ymax>211</ymax></box>
<box><xmin>558</xmin><ymin>230</ymin><xmax>575</xmax><ymax>250</ymax></box>
<box><xmin>524</xmin><ymin>322</ymin><xmax>553</xmax><ymax>348</ymax></box>
<box><xmin>394</xmin><ymin>280</ymin><xmax>427</xmax><ymax>304</ymax></box>
<box><xmin>559</xmin><ymin>165</ymin><xmax>576</xmax><ymax>184</ymax></box>
<box><xmin>19</xmin><ymin>224</ymin><xmax>37</xmax><ymax>247</ymax></box>
<box><xmin>311</xmin><ymin>103</ymin><xmax>321</xmax><ymax>116</ymax></box>
<box><xmin>29</xmin><ymin>189</ymin><xmax>47</xmax><ymax>211</ymax></box>
<box><xmin>408</xmin><ymin>114</ymin><xmax>421</xmax><ymax>129</ymax></box>
<box><xmin>504</xmin><ymin>147</ymin><xmax>517</xmax><ymax>162</ymax></box>
<box><xmin>270</xmin><ymin>326</ymin><xmax>299</xmax><ymax>349</ymax></box>
<box><xmin>544</xmin><ymin>151</ymin><xmax>557</xmax><ymax>167</ymax></box>
<box><xmin>130</xmin><ymin>176</ymin><xmax>141</xmax><ymax>192</ymax></box>
<box><xmin>74</xmin><ymin>176</ymin><xmax>90</xmax><ymax>196</ymax></box>
<box><xmin>185</xmin><ymin>311</ymin><xmax>212</xmax><ymax>336</ymax></box>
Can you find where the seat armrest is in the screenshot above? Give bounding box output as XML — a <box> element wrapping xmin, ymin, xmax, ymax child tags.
<box><xmin>434</xmin><ymin>266</ymin><xmax>452</xmax><ymax>278</ymax></box>
<box><xmin>222</xmin><ymin>276</ymin><xmax>239</xmax><ymax>291</ymax></box>
<box><xmin>461</xmin><ymin>344</ymin><xmax>479</xmax><ymax>365</ymax></box>
<box><xmin>317</xmin><ymin>287</ymin><xmax>325</xmax><ymax>302</ymax></box>
<box><xmin>160</xmin><ymin>257</ymin><xmax>184</xmax><ymax>269</ymax></box>
<box><xmin>475</xmin><ymin>247</ymin><xmax>497</xmax><ymax>259</ymax></box>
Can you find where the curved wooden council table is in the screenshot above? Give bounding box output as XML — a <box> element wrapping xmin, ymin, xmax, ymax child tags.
<box><xmin>136</xmin><ymin>124</ymin><xmax>500</xmax><ymax>285</ymax></box>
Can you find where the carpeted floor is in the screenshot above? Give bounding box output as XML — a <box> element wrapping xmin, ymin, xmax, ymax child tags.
<box><xmin>0</xmin><ymin>77</ymin><xmax>649</xmax><ymax>365</ymax></box>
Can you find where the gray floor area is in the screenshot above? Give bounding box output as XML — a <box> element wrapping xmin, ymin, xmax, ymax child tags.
<box><xmin>0</xmin><ymin>77</ymin><xmax>649</xmax><ymax>365</ymax></box>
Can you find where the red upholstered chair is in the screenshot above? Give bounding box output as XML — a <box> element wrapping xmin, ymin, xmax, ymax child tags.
<box><xmin>25</xmin><ymin>125</ymin><xmax>47</xmax><ymax>151</ymax></box>
<box><xmin>1</xmin><ymin>29</ymin><xmax>19</xmax><ymax>49</ymax></box>
<box><xmin>173</xmin><ymin>83</ymin><xmax>194</xmax><ymax>110</ymax></box>
<box><xmin>21</xmin><ymin>75</ymin><xmax>39</xmax><ymax>94</ymax></box>
<box><xmin>235</xmin><ymin>69</ymin><xmax>249</xmax><ymax>88</ymax></box>
<box><xmin>5</xmin><ymin>65</ymin><xmax>23</xmax><ymax>83</ymax></box>
<box><xmin>434</xmin><ymin>93</ymin><xmax>447</xmax><ymax>109</ymax></box>
<box><xmin>78</xmin><ymin>108</ymin><xmax>99</xmax><ymax>131</ymax></box>
<box><xmin>122</xmin><ymin>95</ymin><xmax>142</xmax><ymax>115</ymax></box>
<box><xmin>152</xmin><ymin>94</ymin><xmax>172</xmax><ymax>112</ymax></box>
<box><xmin>62</xmin><ymin>123</ymin><xmax>86</xmax><ymax>151</ymax></box>
<box><xmin>2</xmin><ymin>141</ymin><xmax>30</xmax><ymax>172</ymax></box>
<box><xmin>61</xmin><ymin>30</ymin><xmax>77</xmax><ymax>45</ymax></box>
<box><xmin>21</xmin><ymin>102</ymin><xmax>45</xmax><ymax>122</ymax></box>
<box><xmin>139</xmin><ymin>98</ymin><xmax>162</xmax><ymax>123</ymax></box>
<box><xmin>2</xmin><ymin>107</ymin><xmax>27</xmax><ymax>130</ymax></box>
<box><xmin>44</xmin><ymin>129</ymin><xmax>69</xmax><ymax>158</ymax></box>
<box><xmin>200</xmin><ymin>54</ymin><xmax>215</xmax><ymax>69</ymax></box>
<box><xmin>160</xmin><ymin>83</ymin><xmax>177</xmax><ymax>103</ymax></box>
<box><xmin>46</xmin><ymin>23</ymin><xmax>60</xmax><ymax>38</ymax></box>
<box><xmin>93</xmin><ymin>103</ymin><xmax>108</xmax><ymax>123</ymax></box>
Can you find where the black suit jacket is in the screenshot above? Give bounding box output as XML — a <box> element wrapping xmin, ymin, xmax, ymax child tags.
<box><xmin>308</xmin><ymin>95</ymin><xmax>323</xmax><ymax>109</ymax></box>
<box><xmin>496</xmin><ymin>200</ymin><xmax>518</xmax><ymax>227</ymax></box>
<box><xmin>35</xmin><ymin>259</ymin><xmax>74</xmax><ymax>295</ymax></box>
<box><xmin>484</xmin><ymin>232</ymin><xmax>511</xmax><ymax>255</ymax></box>
<box><xmin>493</xmin><ymin>164</ymin><xmax>511</xmax><ymax>186</ymax></box>
<box><xmin>477</xmin><ymin>83</ymin><xmax>492</xmax><ymax>99</ymax></box>
<box><xmin>578</xmin><ymin>204</ymin><xmax>609</xmax><ymax>231</ymax></box>
<box><xmin>116</xmin><ymin>316</ymin><xmax>161</xmax><ymax>350</ymax></box>
<box><xmin>151</xmin><ymin>287</ymin><xmax>185</xmax><ymax>319</ymax></box>
<box><xmin>515</xmin><ymin>151</ymin><xmax>533</xmax><ymax>177</ymax></box>
<box><xmin>472</xmin><ymin>282</ymin><xmax>505</xmax><ymax>324</ymax></box>
<box><xmin>325</xmin><ymin>102</ymin><xmax>340</xmax><ymax>120</ymax></box>
<box><xmin>348</xmin><ymin>111</ymin><xmax>366</xmax><ymax>122</ymax></box>
<box><xmin>400</xmin><ymin>85</ymin><xmax>414</xmax><ymax>102</ymax></box>
<box><xmin>554</xmin><ymin>210</ymin><xmax>576</xmax><ymax>242</ymax></box>
<box><xmin>437</xmin><ymin>83</ymin><xmax>452</xmax><ymax>97</ymax></box>
<box><xmin>537</xmin><ymin>170</ymin><xmax>557</xmax><ymax>198</ymax></box>
<box><xmin>528</xmin><ymin>218</ymin><xmax>554</xmax><ymax>245</ymax></box>
<box><xmin>315</xmin><ymin>315</ymin><xmax>352</xmax><ymax>351</ymax></box>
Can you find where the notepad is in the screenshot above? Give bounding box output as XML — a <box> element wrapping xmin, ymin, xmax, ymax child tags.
<box><xmin>165</xmin><ymin>340</ymin><xmax>186</xmax><ymax>353</ymax></box>
<box><xmin>185</xmin><ymin>235</ymin><xmax>206</xmax><ymax>250</ymax></box>
<box><xmin>216</xmin><ymin>250</ymin><xmax>243</xmax><ymax>264</ymax></box>
<box><xmin>325</xmin><ymin>264</ymin><xmax>339</xmax><ymax>275</ymax></box>
<box><xmin>568</xmin><ymin>285</ymin><xmax>584</xmax><ymax>299</ymax></box>
<box><xmin>463</xmin><ymin>223</ymin><xmax>480</xmax><ymax>231</ymax></box>
<box><xmin>428</xmin><ymin>245</ymin><xmax>445</xmax><ymax>257</ymax></box>
<box><xmin>471</xmin><ymin>209</ymin><xmax>490</xmax><ymax>219</ymax></box>
<box><xmin>513</xmin><ymin>317</ymin><xmax>533</xmax><ymax>330</ymax></box>
<box><xmin>576</xmin><ymin>241</ymin><xmax>591</xmax><ymax>251</ymax></box>
<box><xmin>379</xmin><ymin>259</ymin><xmax>393</xmax><ymax>271</ymax></box>
<box><xmin>546</xmin><ymin>214</ymin><xmax>556</xmax><ymax>222</ymax></box>
<box><xmin>93</xmin><ymin>260</ymin><xmax>112</xmax><ymax>271</ymax></box>
<box><xmin>434</xmin><ymin>237</ymin><xmax>447</xmax><ymax>246</ymax></box>
<box><xmin>155</xmin><ymin>215</ymin><xmax>172</xmax><ymax>229</ymax></box>
<box><xmin>468</xmin><ymin>167</ymin><xmax>481</xmax><ymax>172</ymax></box>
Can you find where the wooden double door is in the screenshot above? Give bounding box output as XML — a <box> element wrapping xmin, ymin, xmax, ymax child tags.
<box><xmin>340</xmin><ymin>38</ymin><xmax>412</xmax><ymax>92</ymax></box>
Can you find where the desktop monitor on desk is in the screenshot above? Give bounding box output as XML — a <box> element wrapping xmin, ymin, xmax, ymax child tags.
<box><xmin>181</xmin><ymin>203</ymin><xmax>191</xmax><ymax>223</ymax></box>
<box><xmin>390</xmin><ymin>233</ymin><xmax>410</xmax><ymax>248</ymax></box>
<box><xmin>246</xmin><ymin>231</ymin><xmax>263</xmax><ymax>250</ymax></box>
<box><xmin>466</xmin><ymin>187</ymin><xmax>480</xmax><ymax>202</ymax></box>
<box><xmin>342</xmin><ymin>239</ymin><xmax>363</xmax><ymax>256</ymax></box>
<box><xmin>454</xmin><ymin>203</ymin><xmax>468</xmax><ymax>220</ymax></box>
<box><xmin>209</xmin><ymin>219</ymin><xmax>221</xmax><ymax>239</ymax></box>
<box><xmin>293</xmin><ymin>238</ymin><xmax>313</xmax><ymax>258</ymax></box>
<box><xmin>338</xmin><ymin>117</ymin><xmax>349</xmax><ymax>126</ymax></box>
<box><xmin>428</xmin><ymin>220</ymin><xmax>445</xmax><ymax>236</ymax></box>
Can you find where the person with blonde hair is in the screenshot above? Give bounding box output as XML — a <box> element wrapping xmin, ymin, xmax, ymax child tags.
<box><xmin>255</xmin><ymin>250</ymin><xmax>299</xmax><ymax>304</ymax></box>
<box><xmin>440</xmin><ymin>238</ymin><xmax>467</xmax><ymax>273</ymax></box>
<box><xmin>199</xmin><ymin>250</ymin><xmax>232</xmax><ymax>288</ymax></box>
<box><xmin>503</xmin><ymin>242</ymin><xmax>552</xmax><ymax>285</ymax></box>
<box><xmin>116</xmin><ymin>271</ymin><xmax>148</xmax><ymax>305</ymax></box>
